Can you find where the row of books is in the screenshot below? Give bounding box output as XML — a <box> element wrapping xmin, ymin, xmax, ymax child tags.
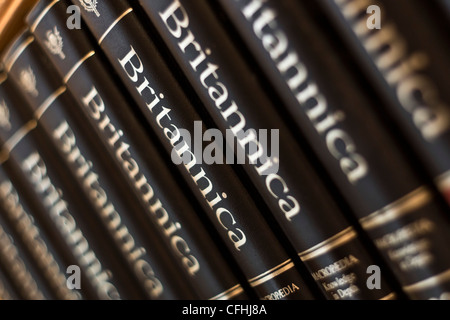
<box><xmin>0</xmin><ymin>0</ymin><xmax>449</xmax><ymax>300</ymax></box>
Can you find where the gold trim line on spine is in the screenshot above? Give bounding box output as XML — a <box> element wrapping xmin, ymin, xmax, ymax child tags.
<box><xmin>403</xmin><ymin>268</ymin><xmax>450</xmax><ymax>294</ymax></box>
<box><xmin>298</xmin><ymin>227</ymin><xmax>357</xmax><ymax>261</ymax></box>
<box><xmin>63</xmin><ymin>51</ymin><xmax>95</xmax><ymax>84</ymax></box>
<box><xmin>29</xmin><ymin>0</ymin><xmax>59</xmax><ymax>33</ymax></box>
<box><xmin>35</xmin><ymin>86</ymin><xmax>66</xmax><ymax>120</ymax></box>
<box><xmin>98</xmin><ymin>8</ymin><xmax>133</xmax><ymax>45</ymax></box>
<box><xmin>248</xmin><ymin>259</ymin><xmax>294</xmax><ymax>288</ymax></box>
<box><xmin>209</xmin><ymin>284</ymin><xmax>244</xmax><ymax>301</ymax></box>
<box><xmin>360</xmin><ymin>186</ymin><xmax>432</xmax><ymax>230</ymax></box>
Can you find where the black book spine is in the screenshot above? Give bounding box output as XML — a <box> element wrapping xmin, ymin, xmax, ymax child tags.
<box><xmin>1</xmin><ymin>58</ymin><xmax>146</xmax><ymax>300</ymax></box>
<box><xmin>314</xmin><ymin>0</ymin><xmax>450</xmax><ymax>207</ymax></box>
<box><xmin>26</xmin><ymin>0</ymin><xmax>249</xmax><ymax>301</ymax></box>
<box><xmin>0</xmin><ymin>91</ymin><xmax>84</xmax><ymax>299</ymax></box>
<box><xmin>0</xmin><ymin>72</ymin><xmax>90</xmax><ymax>300</ymax></box>
<box><xmin>67</xmin><ymin>0</ymin><xmax>318</xmax><ymax>300</ymax></box>
<box><xmin>137</xmin><ymin>0</ymin><xmax>397</xmax><ymax>301</ymax></box>
<box><xmin>0</xmin><ymin>210</ymin><xmax>50</xmax><ymax>299</ymax></box>
<box><xmin>215</xmin><ymin>0</ymin><xmax>450</xmax><ymax>299</ymax></box>
<box><xmin>0</xmin><ymin>158</ymin><xmax>103</xmax><ymax>300</ymax></box>
<box><xmin>3</xmin><ymin>32</ymin><xmax>197</xmax><ymax>300</ymax></box>
<box><xmin>0</xmin><ymin>161</ymin><xmax>82</xmax><ymax>300</ymax></box>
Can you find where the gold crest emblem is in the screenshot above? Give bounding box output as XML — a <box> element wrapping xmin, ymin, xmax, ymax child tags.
<box><xmin>19</xmin><ymin>66</ymin><xmax>39</xmax><ymax>97</ymax></box>
<box><xmin>0</xmin><ymin>100</ymin><xmax>11</xmax><ymax>131</ymax></box>
<box><xmin>79</xmin><ymin>0</ymin><xmax>100</xmax><ymax>17</ymax></box>
<box><xmin>44</xmin><ymin>26</ymin><xmax>66</xmax><ymax>60</ymax></box>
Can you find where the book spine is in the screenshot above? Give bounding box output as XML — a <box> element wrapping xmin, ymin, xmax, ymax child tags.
<box><xmin>137</xmin><ymin>0</ymin><xmax>397</xmax><ymax>300</ymax></box>
<box><xmin>0</xmin><ymin>161</ymin><xmax>82</xmax><ymax>300</ymax></box>
<box><xmin>0</xmin><ymin>71</ymin><xmax>87</xmax><ymax>300</ymax></box>
<box><xmin>3</xmin><ymin>32</ymin><xmax>197</xmax><ymax>300</ymax></box>
<box><xmin>315</xmin><ymin>0</ymin><xmax>450</xmax><ymax>206</ymax></box>
<box><xmin>0</xmin><ymin>93</ymin><xmax>86</xmax><ymax>299</ymax></box>
<box><xmin>215</xmin><ymin>0</ymin><xmax>450</xmax><ymax>299</ymax></box>
<box><xmin>26</xmin><ymin>0</ymin><xmax>249</xmax><ymax>301</ymax></box>
<box><xmin>0</xmin><ymin>207</ymin><xmax>51</xmax><ymax>299</ymax></box>
<box><xmin>0</xmin><ymin>157</ymin><xmax>103</xmax><ymax>300</ymax></box>
<box><xmin>66</xmin><ymin>0</ymin><xmax>318</xmax><ymax>300</ymax></box>
<box><xmin>0</xmin><ymin>67</ymin><xmax>146</xmax><ymax>300</ymax></box>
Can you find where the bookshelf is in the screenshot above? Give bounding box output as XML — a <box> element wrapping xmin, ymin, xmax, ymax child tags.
<box><xmin>0</xmin><ymin>0</ymin><xmax>449</xmax><ymax>302</ymax></box>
